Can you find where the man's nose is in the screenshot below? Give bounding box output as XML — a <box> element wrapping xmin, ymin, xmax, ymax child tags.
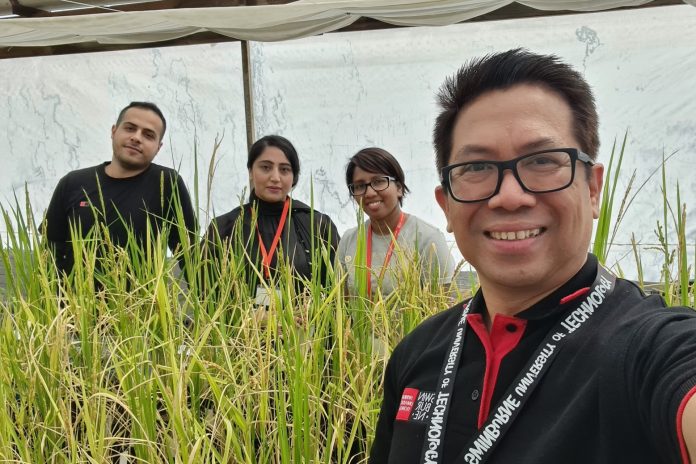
<box><xmin>487</xmin><ymin>170</ymin><xmax>536</xmax><ymax>211</ymax></box>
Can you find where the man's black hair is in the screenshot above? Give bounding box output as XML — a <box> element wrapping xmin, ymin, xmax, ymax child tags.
<box><xmin>433</xmin><ymin>48</ymin><xmax>599</xmax><ymax>174</ymax></box>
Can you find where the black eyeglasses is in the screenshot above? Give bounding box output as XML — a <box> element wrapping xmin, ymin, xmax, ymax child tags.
<box><xmin>348</xmin><ymin>176</ymin><xmax>396</xmax><ymax>196</ymax></box>
<box><xmin>440</xmin><ymin>148</ymin><xmax>595</xmax><ymax>203</ymax></box>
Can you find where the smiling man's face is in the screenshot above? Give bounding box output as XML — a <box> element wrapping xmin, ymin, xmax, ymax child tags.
<box><xmin>435</xmin><ymin>84</ymin><xmax>603</xmax><ymax>295</ymax></box>
<box><xmin>110</xmin><ymin>107</ymin><xmax>163</xmax><ymax>176</ymax></box>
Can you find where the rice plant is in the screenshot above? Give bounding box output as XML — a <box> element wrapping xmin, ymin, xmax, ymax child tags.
<box><xmin>593</xmin><ymin>135</ymin><xmax>693</xmax><ymax>306</ymax></box>
<box><xmin>0</xmin><ymin>188</ymin><xmax>462</xmax><ymax>463</ymax></box>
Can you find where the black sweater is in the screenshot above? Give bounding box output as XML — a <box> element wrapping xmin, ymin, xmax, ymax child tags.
<box><xmin>44</xmin><ymin>162</ymin><xmax>197</xmax><ymax>274</ymax></box>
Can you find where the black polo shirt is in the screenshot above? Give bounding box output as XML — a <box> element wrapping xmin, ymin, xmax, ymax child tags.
<box><xmin>370</xmin><ymin>255</ymin><xmax>696</xmax><ymax>463</ymax></box>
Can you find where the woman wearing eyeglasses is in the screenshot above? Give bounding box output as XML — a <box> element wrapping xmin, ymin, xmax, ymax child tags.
<box><xmin>204</xmin><ymin>135</ymin><xmax>339</xmax><ymax>295</ymax></box>
<box><xmin>337</xmin><ymin>147</ymin><xmax>455</xmax><ymax>297</ymax></box>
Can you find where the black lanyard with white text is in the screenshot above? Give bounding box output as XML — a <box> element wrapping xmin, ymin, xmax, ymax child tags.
<box><xmin>419</xmin><ymin>265</ymin><xmax>616</xmax><ymax>464</ymax></box>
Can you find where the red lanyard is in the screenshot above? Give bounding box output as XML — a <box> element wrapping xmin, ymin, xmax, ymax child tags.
<box><xmin>256</xmin><ymin>197</ymin><xmax>290</xmax><ymax>279</ymax></box>
<box><xmin>366</xmin><ymin>212</ymin><xmax>406</xmax><ymax>296</ymax></box>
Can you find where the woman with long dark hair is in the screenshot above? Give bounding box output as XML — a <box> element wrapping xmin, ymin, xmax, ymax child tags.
<box><xmin>205</xmin><ymin>135</ymin><xmax>339</xmax><ymax>295</ymax></box>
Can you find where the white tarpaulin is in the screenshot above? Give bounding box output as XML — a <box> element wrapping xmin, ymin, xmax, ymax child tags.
<box><xmin>1</xmin><ymin>4</ymin><xmax>695</xmax><ymax>279</ymax></box>
<box><xmin>1</xmin><ymin>0</ymin><xmax>694</xmax><ymax>47</ymax></box>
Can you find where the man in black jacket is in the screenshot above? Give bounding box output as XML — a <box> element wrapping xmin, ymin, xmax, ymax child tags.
<box><xmin>44</xmin><ymin>101</ymin><xmax>197</xmax><ymax>275</ymax></box>
<box><xmin>369</xmin><ymin>49</ymin><xmax>696</xmax><ymax>463</ymax></box>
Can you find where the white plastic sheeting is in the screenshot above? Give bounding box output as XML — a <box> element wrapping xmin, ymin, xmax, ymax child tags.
<box><xmin>0</xmin><ymin>5</ymin><xmax>694</xmax><ymax>281</ymax></box>
<box><xmin>0</xmin><ymin>0</ymin><xmax>694</xmax><ymax>47</ymax></box>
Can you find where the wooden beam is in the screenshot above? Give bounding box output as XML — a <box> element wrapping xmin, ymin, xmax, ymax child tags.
<box><xmin>9</xmin><ymin>0</ymin><xmax>46</xmax><ymax>17</ymax></box>
<box><xmin>465</xmin><ymin>0</ymin><xmax>683</xmax><ymax>22</ymax></box>
<box><xmin>336</xmin><ymin>0</ymin><xmax>684</xmax><ymax>33</ymax></box>
<box><xmin>0</xmin><ymin>31</ymin><xmax>234</xmax><ymax>59</ymax></box>
<box><xmin>44</xmin><ymin>0</ymin><xmax>290</xmax><ymax>16</ymax></box>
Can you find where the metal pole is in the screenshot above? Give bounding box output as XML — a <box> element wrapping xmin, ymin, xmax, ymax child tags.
<box><xmin>241</xmin><ymin>40</ymin><xmax>255</xmax><ymax>153</ymax></box>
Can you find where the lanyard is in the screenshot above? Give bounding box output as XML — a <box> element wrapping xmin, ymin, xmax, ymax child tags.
<box><xmin>420</xmin><ymin>264</ymin><xmax>616</xmax><ymax>464</ymax></box>
<box><xmin>366</xmin><ymin>212</ymin><xmax>406</xmax><ymax>296</ymax></box>
<box><xmin>256</xmin><ymin>197</ymin><xmax>290</xmax><ymax>279</ymax></box>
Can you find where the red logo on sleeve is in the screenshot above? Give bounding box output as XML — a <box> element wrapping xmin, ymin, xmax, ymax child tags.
<box><xmin>396</xmin><ymin>387</ymin><xmax>419</xmax><ymax>421</ymax></box>
<box><xmin>79</xmin><ymin>201</ymin><xmax>89</xmax><ymax>207</ymax></box>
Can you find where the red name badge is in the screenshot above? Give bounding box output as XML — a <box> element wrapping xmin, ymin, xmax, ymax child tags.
<box><xmin>396</xmin><ymin>387</ymin><xmax>419</xmax><ymax>421</ymax></box>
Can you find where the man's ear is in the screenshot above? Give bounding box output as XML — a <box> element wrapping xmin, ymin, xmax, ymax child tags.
<box><xmin>111</xmin><ymin>125</ymin><xmax>117</xmax><ymax>139</ymax></box>
<box><xmin>589</xmin><ymin>163</ymin><xmax>604</xmax><ymax>219</ymax></box>
<box><xmin>435</xmin><ymin>185</ymin><xmax>453</xmax><ymax>232</ymax></box>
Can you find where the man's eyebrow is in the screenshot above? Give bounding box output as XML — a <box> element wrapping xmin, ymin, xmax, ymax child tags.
<box><xmin>453</xmin><ymin>138</ymin><xmax>561</xmax><ymax>159</ymax></box>
<box><xmin>453</xmin><ymin>145</ymin><xmax>495</xmax><ymax>159</ymax></box>
<box><xmin>518</xmin><ymin>138</ymin><xmax>559</xmax><ymax>153</ymax></box>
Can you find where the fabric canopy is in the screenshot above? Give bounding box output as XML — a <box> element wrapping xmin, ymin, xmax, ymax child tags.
<box><xmin>1</xmin><ymin>0</ymin><xmax>694</xmax><ymax>47</ymax></box>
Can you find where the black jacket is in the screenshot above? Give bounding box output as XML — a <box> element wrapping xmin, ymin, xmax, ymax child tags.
<box><xmin>204</xmin><ymin>192</ymin><xmax>339</xmax><ymax>289</ymax></box>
